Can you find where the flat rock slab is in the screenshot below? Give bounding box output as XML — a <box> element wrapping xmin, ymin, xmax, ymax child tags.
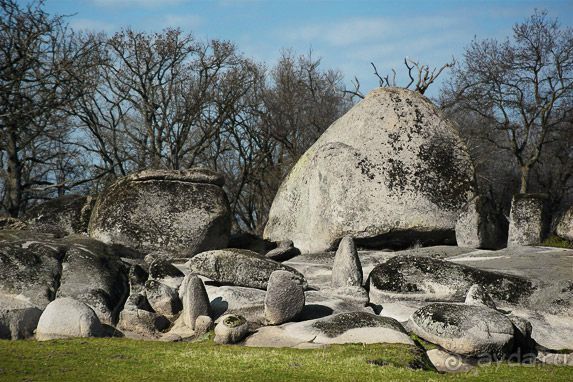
<box><xmin>245</xmin><ymin>311</ymin><xmax>413</xmax><ymax>348</ymax></box>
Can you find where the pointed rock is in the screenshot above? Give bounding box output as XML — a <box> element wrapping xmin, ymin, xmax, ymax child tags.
<box><xmin>331</xmin><ymin>236</ymin><xmax>363</xmax><ymax>288</ymax></box>
<box><xmin>179</xmin><ymin>274</ymin><xmax>210</xmax><ymax>330</ymax></box>
<box><xmin>465</xmin><ymin>284</ymin><xmax>496</xmax><ymax>309</ymax></box>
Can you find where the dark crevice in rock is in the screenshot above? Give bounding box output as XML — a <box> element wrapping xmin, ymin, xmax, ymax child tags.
<box><xmin>354</xmin><ymin>230</ymin><xmax>457</xmax><ymax>251</ymax></box>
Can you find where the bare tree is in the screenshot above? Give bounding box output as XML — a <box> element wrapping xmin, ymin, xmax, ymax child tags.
<box><xmin>443</xmin><ymin>10</ymin><xmax>573</xmax><ymax>194</ymax></box>
<box><xmin>0</xmin><ymin>0</ymin><xmax>98</xmax><ymax>216</ymax></box>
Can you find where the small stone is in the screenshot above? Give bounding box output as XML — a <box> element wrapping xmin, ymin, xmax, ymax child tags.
<box><xmin>128</xmin><ymin>264</ymin><xmax>149</xmax><ymax>294</ymax></box>
<box><xmin>507</xmin><ymin>193</ymin><xmax>550</xmax><ymax>246</ymax></box>
<box><xmin>194</xmin><ymin>315</ymin><xmax>213</xmax><ymax>337</ymax></box>
<box><xmin>145</xmin><ymin>280</ymin><xmax>182</xmax><ymax>317</ymax></box>
<box><xmin>214</xmin><ymin>314</ymin><xmax>249</xmax><ymax>344</ymax></box>
<box><xmin>465</xmin><ymin>284</ymin><xmax>496</xmax><ymax>309</ymax></box>
<box><xmin>264</xmin><ymin>270</ymin><xmax>305</xmax><ymax>325</ymax></box>
<box><xmin>179</xmin><ymin>274</ymin><xmax>210</xmax><ymax>330</ymax></box>
<box><xmin>331</xmin><ymin>236</ymin><xmax>362</xmax><ymax>288</ymax></box>
<box><xmin>265</xmin><ymin>245</ymin><xmax>300</xmax><ymax>262</ymax></box>
<box><xmin>149</xmin><ymin>258</ymin><xmax>184</xmax><ymax>290</ymax></box>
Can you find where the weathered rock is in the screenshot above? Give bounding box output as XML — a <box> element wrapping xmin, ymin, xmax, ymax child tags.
<box><xmin>0</xmin><ymin>216</ymin><xmax>27</xmax><ymax>230</ymax></box>
<box><xmin>426</xmin><ymin>349</ymin><xmax>475</xmax><ymax>373</ymax></box>
<box><xmin>23</xmin><ymin>194</ymin><xmax>95</xmax><ymax>236</ymax></box>
<box><xmin>36</xmin><ymin>297</ymin><xmax>103</xmax><ymax>340</ymax></box>
<box><xmin>409</xmin><ymin>303</ymin><xmax>515</xmax><ymax>358</ymax></box>
<box><xmin>207</xmin><ymin>286</ymin><xmax>266</xmax><ymax>323</ymax></box>
<box><xmin>88</xmin><ymin>168</ymin><xmax>231</xmax><ymax>258</ymax></box>
<box><xmin>265</xmin><ymin>241</ymin><xmax>300</xmax><ymax>262</ymax></box>
<box><xmin>179</xmin><ymin>274</ymin><xmax>210</xmax><ymax>329</ymax></box>
<box><xmin>315</xmin><ymin>286</ymin><xmax>369</xmax><ymax>307</ymax></box>
<box><xmin>194</xmin><ymin>315</ymin><xmax>213</xmax><ymax>337</ymax></box>
<box><xmin>187</xmin><ymin>249</ymin><xmax>306</xmax><ymax>290</ymax></box>
<box><xmin>145</xmin><ymin>280</ymin><xmax>182</xmax><ymax>317</ymax></box>
<box><xmin>0</xmin><ymin>295</ymin><xmax>42</xmax><ymax>340</ymax></box>
<box><xmin>264</xmin><ymin>87</ymin><xmax>474</xmax><ymax>253</ymax></box>
<box><xmin>507</xmin><ymin>193</ymin><xmax>550</xmax><ymax>246</ymax></box>
<box><xmin>556</xmin><ymin>206</ymin><xmax>573</xmax><ymax>241</ymax></box>
<box><xmin>331</xmin><ymin>236</ymin><xmax>362</xmax><ymax>288</ymax></box>
<box><xmin>264</xmin><ymin>270</ymin><xmax>305</xmax><ymax>325</ymax></box>
<box><xmin>56</xmin><ymin>245</ymin><xmax>128</xmax><ymax>325</ymax></box>
<box><xmin>464</xmin><ymin>284</ymin><xmax>496</xmax><ymax>309</ymax></box>
<box><xmin>117</xmin><ymin>294</ymin><xmax>170</xmax><ymax>335</ymax></box>
<box><xmin>455</xmin><ymin>196</ymin><xmax>507</xmax><ymax>249</ymax></box>
<box><xmin>0</xmin><ymin>240</ymin><xmax>63</xmax><ymax>308</ymax></box>
<box><xmin>228</xmin><ymin>232</ymin><xmax>276</xmax><ymax>254</ymax></box>
<box><xmin>368</xmin><ymin>255</ymin><xmax>535</xmax><ymax>305</ymax></box>
<box><xmin>149</xmin><ymin>258</ymin><xmax>184</xmax><ymax>290</ymax></box>
<box><xmin>128</xmin><ymin>264</ymin><xmax>149</xmax><ymax>294</ymax></box>
<box><xmin>214</xmin><ymin>314</ymin><xmax>249</xmax><ymax>344</ymax></box>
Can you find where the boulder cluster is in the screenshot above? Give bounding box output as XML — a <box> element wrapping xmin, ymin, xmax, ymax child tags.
<box><xmin>1</xmin><ymin>88</ymin><xmax>572</xmax><ymax>371</ymax></box>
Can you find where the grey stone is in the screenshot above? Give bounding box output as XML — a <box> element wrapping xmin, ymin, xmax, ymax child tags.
<box><xmin>409</xmin><ymin>303</ymin><xmax>515</xmax><ymax>358</ymax></box>
<box><xmin>23</xmin><ymin>194</ymin><xmax>95</xmax><ymax>236</ymax></box>
<box><xmin>149</xmin><ymin>258</ymin><xmax>184</xmax><ymax>290</ymax></box>
<box><xmin>556</xmin><ymin>206</ymin><xmax>573</xmax><ymax>241</ymax></box>
<box><xmin>56</xmin><ymin>245</ymin><xmax>128</xmax><ymax>325</ymax></box>
<box><xmin>331</xmin><ymin>236</ymin><xmax>362</xmax><ymax>288</ymax></box>
<box><xmin>0</xmin><ymin>295</ymin><xmax>42</xmax><ymax>340</ymax></box>
<box><xmin>316</xmin><ymin>286</ymin><xmax>369</xmax><ymax>307</ymax></box>
<box><xmin>264</xmin><ymin>270</ymin><xmax>305</xmax><ymax>325</ymax></box>
<box><xmin>464</xmin><ymin>284</ymin><xmax>496</xmax><ymax>309</ymax></box>
<box><xmin>426</xmin><ymin>349</ymin><xmax>474</xmax><ymax>373</ymax></box>
<box><xmin>145</xmin><ymin>280</ymin><xmax>182</xmax><ymax>317</ymax></box>
<box><xmin>194</xmin><ymin>315</ymin><xmax>213</xmax><ymax>337</ymax></box>
<box><xmin>264</xmin><ymin>87</ymin><xmax>474</xmax><ymax>253</ymax></box>
<box><xmin>507</xmin><ymin>193</ymin><xmax>550</xmax><ymax>246</ymax></box>
<box><xmin>368</xmin><ymin>255</ymin><xmax>535</xmax><ymax>306</ymax></box>
<box><xmin>207</xmin><ymin>285</ymin><xmax>266</xmax><ymax>323</ymax></box>
<box><xmin>214</xmin><ymin>314</ymin><xmax>249</xmax><ymax>344</ymax></box>
<box><xmin>0</xmin><ymin>240</ymin><xmax>63</xmax><ymax>309</ymax></box>
<box><xmin>36</xmin><ymin>297</ymin><xmax>103</xmax><ymax>340</ymax></box>
<box><xmin>455</xmin><ymin>196</ymin><xmax>507</xmax><ymax>249</ymax></box>
<box><xmin>128</xmin><ymin>264</ymin><xmax>149</xmax><ymax>295</ymax></box>
<box><xmin>265</xmin><ymin>244</ymin><xmax>300</xmax><ymax>262</ymax></box>
<box><xmin>186</xmin><ymin>249</ymin><xmax>306</xmax><ymax>290</ymax></box>
<box><xmin>179</xmin><ymin>274</ymin><xmax>210</xmax><ymax>329</ymax></box>
<box><xmin>88</xmin><ymin>168</ymin><xmax>231</xmax><ymax>258</ymax></box>
<box><xmin>117</xmin><ymin>296</ymin><xmax>170</xmax><ymax>335</ymax></box>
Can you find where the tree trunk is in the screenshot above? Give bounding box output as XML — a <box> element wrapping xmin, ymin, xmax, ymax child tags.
<box><xmin>6</xmin><ymin>126</ymin><xmax>22</xmax><ymax>217</ymax></box>
<box><xmin>519</xmin><ymin>165</ymin><xmax>530</xmax><ymax>194</ymax></box>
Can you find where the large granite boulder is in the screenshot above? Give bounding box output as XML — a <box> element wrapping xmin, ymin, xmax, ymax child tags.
<box><xmin>88</xmin><ymin>169</ymin><xmax>231</xmax><ymax>258</ymax></box>
<box><xmin>409</xmin><ymin>303</ymin><xmax>515</xmax><ymax>358</ymax></box>
<box><xmin>23</xmin><ymin>194</ymin><xmax>95</xmax><ymax>236</ymax></box>
<box><xmin>56</xmin><ymin>245</ymin><xmax>128</xmax><ymax>325</ymax></box>
<box><xmin>507</xmin><ymin>193</ymin><xmax>550</xmax><ymax>246</ymax></box>
<box><xmin>264</xmin><ymin>88</ymin><xmax>474</xmax><ymax>253</ymax></box>
<box><xmin>556</xmin><ymin>206</ymin><xmax>573</xmax><ymax>241</ymax></box>
<box><xmin>36</xmin><ymin>298</ymin><xmax>103</xmax><ymax>341</ymax></box>
<box><xmin>186</xmin><ymin>249</ymin><xmax>306</xmax><ymax>290</ymax></box>
<box><xmin>368</xmin><ymin>255</ymin><xmax>535</xmax><ymax>306</ymax></box>
<box><xmin>0</xmin><ymin>239</ymin><xmax>64</xmax><ymax>308</ymax></box>
<box><xmin>455</xmin><ymin>196</ymin><xmax>507</xmax><ymax>249</ymax></box>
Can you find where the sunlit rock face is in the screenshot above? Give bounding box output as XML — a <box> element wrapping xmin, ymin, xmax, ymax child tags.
<box><xmin>264</xmin><ymin>87</ymin><xmax>474</xmax><ymax>254</ymax></box>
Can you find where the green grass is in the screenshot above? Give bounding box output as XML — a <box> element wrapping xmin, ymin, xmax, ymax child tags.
<box><xmin>1</xmin><ymin>338</ymin><xmax>572</xmax><ymax>381</ymax></box>
<box><xmin>541</xmin><ymin>235</ymin><xmax>573</xmax><ymax>249</ymax></box>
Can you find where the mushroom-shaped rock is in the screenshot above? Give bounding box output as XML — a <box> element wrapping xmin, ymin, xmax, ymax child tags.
<box><xmin>465</xmin><ymin>284</ymin><xmax>496</xmax><ymax>309</ymax></box>
<box><xmin>409</xmin><ymin>303</ymin><xmax>515</xmax><ymax>358</ymax></box>
<box><xmin>264</xmin><ymin>270</ymin><xmax>305</xmax><ymax>325</ymax></box>
<box><xmin>186</xmin><ymin>249</ymin><xmax>306</xmax><ymax>290</ymax></box>
<box><xmin>36</xmin><ymin>298</ymin><xmax>103</xmax><ymax>341</ymax></box>
<box><xmin>88</xmin><ymin>168</ymin><xmax>231</xmax><ymax>258</ymax></box>
<box><xmin>179</xmin><ymin>274</ymin><xmax>210</xmax><ymax>330</ymax></box>
<box><xmin>214</xmin><ymin>314</ymin><xmax>249</xmax><ymax>344</ymax></box>
<box><xmin>331</xmin><ymin>236</ymin><xmax>363</xmax><ymax>288</ymax></box>
<box><xmin>264</xmin><ymin>88</ymin><xmax>474</xmax><ymax>253</ymax></box>
<box><xmin>145</xmin><ymin>280</ymin><xmax>182</xmax><ymax>317</ymax></box>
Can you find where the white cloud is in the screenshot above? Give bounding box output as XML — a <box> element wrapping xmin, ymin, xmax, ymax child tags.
<box><xmin>70</xmin><ymin>18</ymin><xmax>117</xmax><ymax>32</ymax></box>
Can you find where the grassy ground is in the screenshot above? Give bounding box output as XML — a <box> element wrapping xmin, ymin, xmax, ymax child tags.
<box><xmin>0</xmin><ymin>338</ymin><xmax>572</xmax><ymax>381</ymax></box>
<box><xmin>541</xmin><ymin>235</ymin><xmax>573</xmax><ymax>249</ymax></box>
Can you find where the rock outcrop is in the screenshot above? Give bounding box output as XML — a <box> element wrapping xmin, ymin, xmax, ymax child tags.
<box><xmin>23</xmin><ymin>194</ymin><xmax>95</xmax><ymax>236</ymax></box>
<box><xmin>507</xmin><ymin>193</ymin><xmax>549</xmax><ymax>246</ymax></box>
<box><xmin>187</xmin><ymin>249</ymin><xmax>306</xmax><ymax>290</ymax></box>
<box><xmin>264</xmin><ymin>87</ymin><xmax>474</xmax><ymax>253</ymax></box>
<box><xmin>88</xmin><ymin>168</ymin><xmax>231</xmax><ymax>258</ymax></box>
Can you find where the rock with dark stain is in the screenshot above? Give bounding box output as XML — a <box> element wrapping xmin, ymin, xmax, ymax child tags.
<box><xmin>88</xmin><ymin>168</ymin><xmax>231</xmax><ymax>258</ymax></box>
<box><xmin>264</xmin><ymin>87</ymin><xmax>474</xmax><ymax>253</ymax></box>
<box><xmin>507</xmin><ymin>193</ymin><xmax>550</xmax><ymax>246</ymax></box>
<box><xmin>455</xmin><ymin>195</ymin><xmax>507</xmax><ymax>249</ymax></box>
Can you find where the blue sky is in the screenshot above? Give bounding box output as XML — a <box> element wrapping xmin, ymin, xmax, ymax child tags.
<box><xmin>39</xmin><ymin>0</ymin><xmax>573</xmax><ymax>97</ymax></box>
